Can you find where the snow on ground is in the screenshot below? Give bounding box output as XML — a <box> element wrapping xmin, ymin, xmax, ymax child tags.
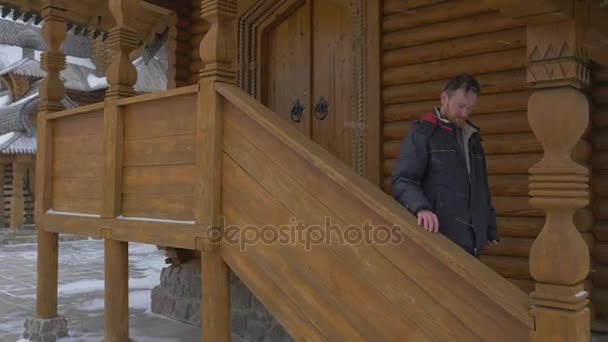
<box><xmin>0</xmin><ymin>238</ymin><xmax>200</xmax><ymax>342</ymax></box>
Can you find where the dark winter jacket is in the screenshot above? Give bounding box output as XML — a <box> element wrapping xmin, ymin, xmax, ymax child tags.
<box><xmin>390</xmin><ymin>109</ymin><xmax>498</xmax><ymax>255</ymax></box>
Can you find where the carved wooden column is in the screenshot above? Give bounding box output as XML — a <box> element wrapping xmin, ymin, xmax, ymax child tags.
<box><xmin>10</xmin><ymin>161</ymin><xmax>25</xmax><ymax>230</ymax></box>
<box><xmin>196</xmin><ymin>0</ymin><xmax>236</xmax><ymax>341</ymax></box>
<box><xmin>527</xmin><ymin>20</ymin><xmax>592</xmax><ymax>342</ymax></box>
<box><xmin>103</xmin><ymin>1</ymin><xmax>139</xmax><ymax>341</ymax></box>
<box><xmin>27</xmin><ymin>0</ymin><xmax>69</xmax><ymax>339</ymax></box>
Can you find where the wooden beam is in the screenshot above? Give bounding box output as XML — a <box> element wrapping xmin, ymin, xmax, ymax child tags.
<box><xmin>196</xmin><ymin>0</ymin><xmax>236</xmax><ymax>341</ymax></box>
<box><xmin>10</xmin><ymin>162</ymin><xmax>25</xmax><ymax>230</ymax></box>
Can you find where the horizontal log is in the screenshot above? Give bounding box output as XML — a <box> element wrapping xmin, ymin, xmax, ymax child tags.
<box><xmin>486</xmin><ymin>153</ymin><xmax>541</xmax><ymax>174</ymax></box>
<box><xmin>482</xmin><ymin>132</ymin><xmax>540</xmax><ymax>154</ymax></box>
<box><xmin>595</xmin><ymin>221</ymin><xmax>608</xmax><ymax>242</ymax></box>
<box><xmin>176</xmin><ymin>30</ymin><xmax>191</xmax><ymax>41</ymax></box>
<box><xmin>383</xmin><ymin>70</ymin><xmax>527</xmax><ymax>104</ymax></box>
<box><xmin>191</xmin><ymin>21</ymin><xmax>210</xmax><ymax>35</ymax></box>
<box><xmin>596</xmin><ymin>130</ymin><xmax>608</xmax><ymax>150</ymax></box>
<box><xmin>493</xmin><ymin>196</ymin><xmax>543</xmax><ymax>217</ymax></box>
<box><xmin>175</xmin><ymin>67</ymin><xmax>191</xmax><ymax>81</ymax></box>
<box><xmin>594</xmin><ymin>86</ymin><xmax>608</xmax><ymax>105</ymax></box>
<box><xmin>595</xmin><ymin>152</ymin><xmax>608</xmax><ymax>170</ymax></box>
<box><xmin>382</xmin><ymin>0</ymin><xmax>446</xmax><ymax>15</ymax></box>
<box><xmin>496</xmin><ymin>216</ymin><xmax>544</xmax><ymax>238</ymax></box>
<box><xmin>595</xmin><ymin>242</ymin><xmax>608</xmax><ymax>268</ymax></box>
<box><xmin>383</xmin><ymin>49</ymin><xmax>526</xmax><ymax>86</ymax></box>
<box><xmin>384</xmin><ymin>91</ymin><xmax>531</xmax><ymax>121</ymax></box>
<box><xmin>507</xmin><ymin>278</ymin><xmax>534</xmax><ymax>293</ymax></box>
<box><xmin>174</xmin><ymin>54</ymin><xmax>191</xmax><ymax>68</ymax></box>
<box><xmin>383</xmin><ymin>0</ymin><xmax>489</xmax><ymax>32</ymax></box>
<box><xmin>592</xmin><ymin>265</ymin><xmax>608</xmax><ymax>288</ymax></box>
<box><xmin>596</xmin><ymin>197</ymin><xmax>608</xmax><ymax>220</ymax></box>
<box><xmin>484</xmin><ymin>236</ymin><xmax>533</xmax><ymax>258</ymax></box>
<box><xmin>382</xmin><ymin>111</ymin><xmax>530</xmax><ymax>141</ymax></box>
<box><xmin>383</xmin><ymin>12</ymin><xmax>519</xmax><ymax>51</ymax></box>
<box><xmin>383</xmin><ymin>28</ymin><xmax>526</xmax><ymax>68</ymax></box>
<box><xmin>593</xmin><ymin>108</ymin><xmax>608</xmax><ymax>128</ymax></box>
<box><xmin>596</xmin><ymin>172</ymin><xmax>608</xmax><ymax>196</ymax></box>
<box><xmin>594</xmin><ymin>288</ymin><xmax>608</xmax><ymax>318</ymax></box>
<box><xmin>176</xmin><ymin>41</ymin><xmax>192</xmax><ymax>55</ymax></box>
<box><xmin>488</xmin><ymin>174</ymin><xmax>528</xmax><ymax>196</ymax></box>
<box><xmin>594</xmin><ymin>66</ymin><xmax>608</xmax><ymax>82</ymax></box>
<box><xmin>480</xmin><ymin>255</ymin><xmax>530</xmax><ymax>279</ymax></box>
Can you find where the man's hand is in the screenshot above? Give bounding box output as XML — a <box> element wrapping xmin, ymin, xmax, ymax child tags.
<box><xmin>416</xmin><ymin>210</ymin><xmax>439</xmax><ymax>233</ymax></box>
<box><xmin>487</xmin><ymin>240</ymin><xmax>498</xmax><ymax>246</ymax></box>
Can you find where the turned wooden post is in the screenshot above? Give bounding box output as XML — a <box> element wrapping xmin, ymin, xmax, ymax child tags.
<box><xmin>196</xmin><ymin>0</ymin><xmax>236</xmax><ymax>341</ymax></box>
<box><xmin>527</xmin><ymin>20</ymin><xmax>592</xmax><ymax>341</ymax></box>
<box><xmin>103</xmin><ymin>0</ymin><xmax>139</xmax><ymax>341</ymax></box>
<box><xmin>35</xmin><ymin>0</ymin><xmax>66</xmax><ymax>319</ymax></box>
<box><xmin>10</xmin><ymin>161</ymin><xmax>25</xmax><ymax>230</ymax></box>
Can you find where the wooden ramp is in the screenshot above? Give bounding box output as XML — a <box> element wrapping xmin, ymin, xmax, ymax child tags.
<box><xmin>38</xmin><ymin>83</ymin><xmax>533</xmax><ymax>341</ymax></box>
<box><xmin>216</xmin><ymin>83</ymin><xmax>533</xmax><ymax>341</ymax></box>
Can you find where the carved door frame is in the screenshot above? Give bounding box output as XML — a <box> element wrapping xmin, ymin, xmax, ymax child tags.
<box><xmin>236</xmin><ymin>0</ymin><xmax>381</xmax><ymax>186</ymax></box>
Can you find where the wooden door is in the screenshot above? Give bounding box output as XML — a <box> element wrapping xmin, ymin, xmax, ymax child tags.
<box><xmin>261</xmin><ymin>0</ymin><xmax>353</xmax><ymax>167</ymax></box>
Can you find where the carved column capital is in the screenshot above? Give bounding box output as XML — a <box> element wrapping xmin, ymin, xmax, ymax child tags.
<box><xmin>527</xmin><ymin>21</ymin><xmax>590</xmax><ymax>89</ymax></box>
<box><xmin>198</xmin><ymin>0</ymin><xmax>237</xmax><ymax>83</ymax></box>
<box><xmin>106</xmin><ymin>0</ymin><xmax>140</xmax><ymax>99</ymax></box>
<box><xmin>39</xmin><ymin>0</ymin><xmax>67</xmax><ymax>113</ymax></box>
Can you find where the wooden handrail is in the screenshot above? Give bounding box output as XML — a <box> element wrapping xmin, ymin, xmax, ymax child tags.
<box><xmin>215</xmin><ymin>82</ymin><xmax>533</xmax><ymax>329</ymax></box>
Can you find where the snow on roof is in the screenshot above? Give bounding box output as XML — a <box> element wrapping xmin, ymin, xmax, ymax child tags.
<box><xmin>0</xmin><ymin>130</ymin><xmax>35</xmax><ymax>154</ymax></box>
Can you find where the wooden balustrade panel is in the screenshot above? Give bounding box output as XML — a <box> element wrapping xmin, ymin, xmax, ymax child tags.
<box><xmin>51</xmin><ymin>110</ymin><xmax>104</xmax><ymax>215</ymax></box>
<box><xmin>121</xmin><ymin>93</ymin><xmax>197</xmax><ymax>221</ymax></box>
<box><xmin>217</xmin><ymin>83</ymin><xmax>532</xmax><ymax>340</ymax></box>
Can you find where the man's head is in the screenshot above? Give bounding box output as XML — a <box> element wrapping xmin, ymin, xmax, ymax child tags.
<box><xmin>439</xmin><ymin>73</ymin><xmax>480</xmax><ymax>127</ymax></box>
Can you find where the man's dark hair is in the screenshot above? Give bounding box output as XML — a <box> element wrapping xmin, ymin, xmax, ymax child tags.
<box><xmin>443</xmin><ymin>73</ymin><xmax>480</xmax><ymax>96</ymax></box>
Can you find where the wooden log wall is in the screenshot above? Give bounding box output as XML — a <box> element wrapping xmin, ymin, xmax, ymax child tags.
<box><xmin>381</xmin><ymin>0</ymin><xmax>594</xmax><ymax>295</ymax></box>
<box><xmin>592</xmin><ymin>64</ymin><xmax>608</xmax><ymax>319</ymax></box>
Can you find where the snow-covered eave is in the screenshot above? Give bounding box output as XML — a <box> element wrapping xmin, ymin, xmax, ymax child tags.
<box><xmin>0</xmin><ymin>57</ymin><xmax>28</xmax><ymax>76</ymax></box>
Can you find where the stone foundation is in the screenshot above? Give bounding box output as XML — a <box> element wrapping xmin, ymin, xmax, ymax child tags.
<box><xmin>22</xmin><ymin>316</ymin><xmax>68</xmax><ymax>342</ymax></box>
<box><xmin>151</xmin><ymin>265</ymin><xmax>292</xmax><ymax>342</ymax></box>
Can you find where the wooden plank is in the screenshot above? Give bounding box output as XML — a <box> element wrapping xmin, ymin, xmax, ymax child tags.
<box><xmin>52</xmin><ymin>154</ymin><xmax>103</xmax><ymax>178</ymax></box>
<box><xmin>52</xmin><ymin>177</ymin><xmax>102</xmax><ymax>199</ymax></box>
<box><xmin>383</xmin><ymin>11</ymin><xmax>518</xmax><ymax>50</ymax></box>
<box><xmin>123</xmin><ymin>93</ymin><xmax>197</xmax><ymax>140</ymax></box>
<box><xmin>508</xmin><ymin>278</ymin><xmax>535</xmax><ymax>293</ymax></box>
<box><xmin>592</xmin><ymin>265</ymin><xmax>608</xmax><ymax>288</ymax></box>
<box><xmin>383</xmin><ymin>0</ymin><xmax>490</xmax><ymax>33</ymax></box>
<box><xmin>596</xmin><ymin>197</ymin><xmax>608</xmax><ymax>220</ymax></box>
<box><xmin>216</xmin><ymin>83</ymin><xmax>532</xmax><ymax>330</ymax></box>
<box><xmin>383</xmin><ymin>70</ymin><xmax>527</xmax><ymax>104</ymax></box>
<box><xmin>382</xmin><ymin>0</ymin><xmax>446</xmax><ymax>15</ymax></box>
<box><xmin>41</xmin><ymin>213</ymin><xmax>101</xmax><ymax>238</ymax></box>
<box><xmin>51</xmin><ymin>196</ymin><xmax>101</xmax><ymax>215</ymax></box>
<box><xmin>115</xmin><ymin>84</ymin><xmax>198</xmax><ymax>106</ymax></box>
<box><xmin>481</xmin><ymin>255</ymin><xmax>531</xmax><ymax>279</ymax></box>
<box><xmin>99</xmin><ymin>218</ymin><xmax>201</xmax><ymax>249</ymax></box>
<box><xmin>595</xmin><ymin>172</ymin><xmax>608</xmax><ymax>196</ymax></box>
<box><xmin>383</xmin><ymin>49</ymin><xmax>526</xmax><ymax>86</ymax></box>
<box><xmin>221</xmin><ymin>240</ymin><xmax>328</xmax><ymax>341</ymax></box>
<box><xmin>123</xmin><ymin>134</ymin><xmax>195</xmax><ymax>167</ymax></box>
<box><xmin>53</xmin><ymin>135</ymin><xmax>103</xmax><ymax>158</ymax></box>
<box><xmin>223</xmin><ymin>121</ymin><xmax>481</xmax><ymax>340</ymax></box>
<box><xmin>122</xmin><ymin>165</ymin><xmax>195</xmax><ymax>194</ymax></box>
<box><xmin>496</xmin><ymin>216</ymin><xmax>544</xmax><ymax>238</ymax></box>
<box><xmin>383</xmin><ymin>90</ymin><xmax>531</xmax><ymax>121</ymax></box>
<box><xmin>121</xmin><ymin>193</ymin><xmax>194</xmax><ymax>221</ymax></box>
<box><xmin>595</xmin><ymin>242</ymin><xmax>608</xmax><ymax>267</ymax></box>
<box><xmin>52</xmin><ymin>111</ymin><xmax>104</xmax><ymax>137</ymax></box>
<box><xmin>102</xmin><ymin>101</ymin><xmax>123</xmax><ymax>219</ymax></box>
<box><xmin>596</xmin><ymin>130</ymin><xmax>608</xmax><ymax>150</ymax></box>
<box><xmin>45</xmin><ymin>102</ymin><xmax>105</xmax><ymax>120</ymax></box>
<box><xmin>104</xmin><ymin>239</ymin><xmax>129</xmax><ymax>342</ymax></box>
<box><xmin>222</xmin><ymin>157</ymin><xmax>398</xmax><ymax>341</ymax></box>
<box><xmin>480</xmin><ymin>237</ymin><xmax>533</xmax><ymax>258</ymax></box>
<box><xmin>382</xmin><ymin>28</ymin><xmax>525</xmax><ymax>67</ymax></box>
<box><xmin>595</xmin><ymin>152</ymin><xmax>608</xmax><ymax>170</ymax></box>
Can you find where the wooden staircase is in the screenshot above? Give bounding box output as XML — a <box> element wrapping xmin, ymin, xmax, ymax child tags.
<box><xmin>215</xmin><ymin>83</ymin><xmax>533</xmax><ymax>341</ymax></box>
